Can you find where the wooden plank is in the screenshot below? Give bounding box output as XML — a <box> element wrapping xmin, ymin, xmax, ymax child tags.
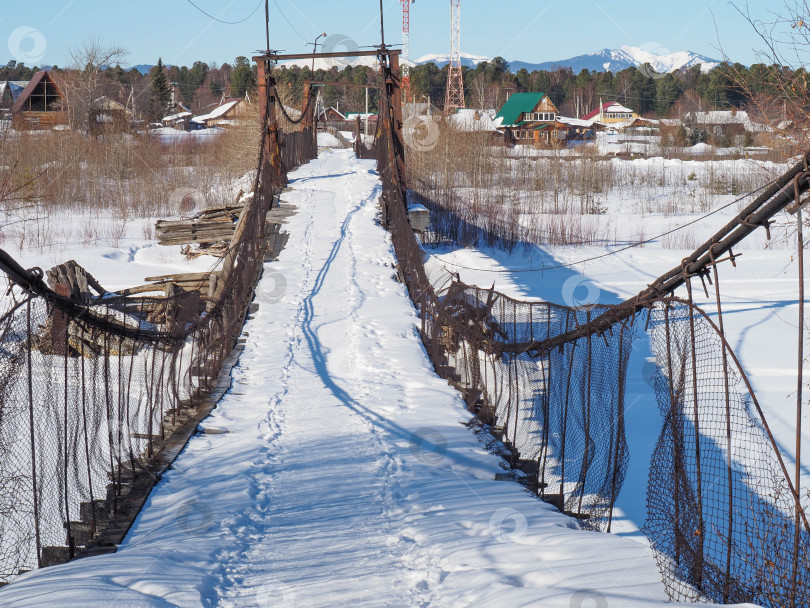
<box><xmin>144</xmin><ymin>272</ymin><xmax>218</xmax><ymax>283</ymax></box>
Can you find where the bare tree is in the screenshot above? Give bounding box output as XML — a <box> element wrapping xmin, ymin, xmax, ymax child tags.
<box><xmin>471</xmin><ymin>74</ymin><xmax>487</xmax><ymax>110</ymax></box>
<box><xmin>60</xmin><ymin>37</ymin><xmax>128</xmax><ymax>132</ymax></box>
<box><xmin>729</xmin><ymin>1</ymin><xmax>810</xmax><ymax>153</ymax></box>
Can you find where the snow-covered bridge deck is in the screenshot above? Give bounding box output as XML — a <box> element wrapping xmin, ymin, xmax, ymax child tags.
<box><xmin>0</xmin><ymin>150</ymin><xmax>738</xmax><ymax>607</ymax></box>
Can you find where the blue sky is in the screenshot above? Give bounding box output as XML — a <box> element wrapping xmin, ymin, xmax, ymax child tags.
<box><xmin>0</xmin><ymin>1</ymin><xmax>779</xmax><ymax>69</ymax></box>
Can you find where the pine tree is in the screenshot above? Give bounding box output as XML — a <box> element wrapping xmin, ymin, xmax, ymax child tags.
<box><xmin>230</xmin><ymin>56</ymin><xmax>256</xmax><ymax>99</ymax></box>
<box><xmin>149</xmin><ymin>57</ymin><xmax>172</xmax><ymax>121</ymax></box>
<box><xmin>656</xmin><ymin>73</ymin><xmax>680</xmax><ymax>116</ymax></box>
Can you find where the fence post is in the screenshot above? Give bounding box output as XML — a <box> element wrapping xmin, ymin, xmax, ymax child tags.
<box><xmin>63</xmin><ymin>326</ymin><xmax>73</xmax><ymax>557</ymax></box>
<box><xmin>663</xmin><ymin>304</ymin><xmax>682</xmax><ymax>565</ymax></box>
<box><xmin>26</xmin><ymin>300</ymin><xmax>42</xmax><ymax>568</ymax></box>
<box><xmin>685</xmin><ymin>279</ymin><xmax>705</xmax><ymax>588</ymax></box>
<box><xmin>256</xmin><ymin>56</ymin><xmax>285</xmax><ymax>188</ymax></box>
<box><xmin>577</xmin><ymin>309</ymin><xmax>593</xmax><ymax>516</ymax></box>
<box><xmin>607</xmin><ymin>323</ymin><xmax>626</xmax><ymax>533</ymax></box>
<box><xmin>710</xmin><ymin>258</ymin><xmax>734</xmax><ymax>602</ymax></box>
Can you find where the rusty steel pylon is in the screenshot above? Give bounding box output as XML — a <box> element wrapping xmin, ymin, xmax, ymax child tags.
<box><xmin>444</xmin><ymin>0</ymin><xmax>465</xmax><ymax>113</ymax></box>
<box><xmin>401</xmin><ymin>0</ymin><xmax>412</xmax><ymax>103</ymax></box>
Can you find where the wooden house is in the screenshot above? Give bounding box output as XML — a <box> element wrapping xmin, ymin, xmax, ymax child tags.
<box><xmin>660</xmin><ymin>111</ymin><xmax>769</xmax><ymax>147</ymax></box>
<box><xmin>0</xmin><ymin>81</ymin><xmax>28</xmax><ymax>116</ymax></box>
<box><xmin>494</xmin><ymin>92</ymin><xmax>568</xmax><ymax>145</ymax></box>
<box><xmin>89</xmin><ymin>96</ymin><xmax>131</xmax><ymax>136</ymax></box>
<box><xmin>10</xmin><ymin>71</ymin><xmax>67</xmax><ymax>130</ymax></box>
<box><xmin>582</xmin><ymin>101</ymin><xmax>639</xmax><ymax>125</ymax></box>
<box><xmin>162</xmin><ymin>111</ymin><xmax>192</xmax><ymax>131</ymax></box>
<box><xmin>191</xmin><ymin>99</ymin><xmax>245</xmax><ymax>129</ymax></box>
<box><xmin>318</xmin><ymin>106</ymin><xmax>347</xmax><ymax>122</ymax></box>
<box><xmin>0</xmin><ymin>83</ymin><xmax>10</xmax><ymax>116</ymax></box>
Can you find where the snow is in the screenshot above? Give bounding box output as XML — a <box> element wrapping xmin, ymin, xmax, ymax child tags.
<box><xmin>557</xmin><ymin>116</ymin><xmax>592</xmax><ymax>128</ymax></box>
<box><xmin>148</xmin><ymin>126</ymin><xmax>223</xmax><ymax>141</ymax></box>
<box><xmin>428</xmin><ymin>233</ymin><xmax>809</xmax><ymax>541</ymax></box>
<box><xmin>162</xmin><ymin>111</ymin><xmax>192</xmax><ymax>122</ymax></box>
<box><xmin>0</xmin><ymin>149</ymin><xmax>754</xmax><ymax>607</ymax></box>
<box><xmin>316</xmin><ymin>132</ymin><xmax>342</xmax><ymax>148</ymax></box>
<box><xmin>422</xmin><ymin>151</ymin><xmax>809</xmax><ymax>548</ymax></box>
<box><xmin>449</xmin><ymin>109</ymin><xmax>498</xmax><ymax>133</ymax></box>
<box><xmin>685</xmin><ymin>110</ymin><xmax>772</xmax><ymax>133</ymax></box>
<box><xmin>413</xmin><ymin>52</ymin><xmax>492</xmax><ymax>68</ymax></box>
<box><xmin>191</xmin><ymin>100</ymin><xmax>239</xmax><ymax>125</ymax></box>
<box><xmin>601</xmin><ymin>102</ymin><xmax>634</xmax><ymax>115</ymax></box>
<box><xmin>619</xmin><ymin>45</ymin><xmax>720</xmax><ymax>74</ymax></box>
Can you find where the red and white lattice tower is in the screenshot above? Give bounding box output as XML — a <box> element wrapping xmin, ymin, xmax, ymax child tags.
<box><xmin>444</xmin><ymin>0</ymin><xmax>465</xmax><ymax>112</ymax></box>
<box><xmin>401</xmin><ymin>0</ymin><xmax>412</xmax><ymax>103</ymax></box>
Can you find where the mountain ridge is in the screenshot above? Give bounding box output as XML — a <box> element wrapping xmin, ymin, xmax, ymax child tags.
<box><xmin>414</xmin><ymin>46</ymin><xmax>722</xmax><ymax>74</ymax></box>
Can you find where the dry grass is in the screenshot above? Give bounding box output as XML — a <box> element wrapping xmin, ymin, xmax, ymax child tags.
<box><xmin>406</xmin><ymin>126</ymin><xmax>787</xmax><ymax>250</ymax></box>
<box><xmin>0</xmin><ymin>104</ymin><xmax>261</xmax><ymax>251</ymax></box>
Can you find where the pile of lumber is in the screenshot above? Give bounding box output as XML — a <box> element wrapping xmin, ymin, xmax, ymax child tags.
<box><xmin>119</xmin><ymin>271</ymin><xmax>221</xmax><ymax>300</ymax></box>
<box><xmin>155</xmin><ymin>190</ymin><xmax>246</xmax><ymax>250</ymax></box>
<box><xmin>155</xmin><ymin>209</ymin><xmax>241</xmax><ymax>246</ymax></box>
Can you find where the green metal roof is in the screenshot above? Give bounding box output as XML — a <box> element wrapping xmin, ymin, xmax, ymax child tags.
<box><xmin>495</xmin><ymin>92</ymin><xmax>546</xmax><ymax>127</ymax></box>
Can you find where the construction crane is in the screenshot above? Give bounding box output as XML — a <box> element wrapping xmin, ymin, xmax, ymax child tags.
<box><xmin>401</xmin><ymin>0</ymin><xmax>413</xmax><ymax>103</ymax></box>
<box><xmin>444</xmin><ymin>0</ymin><xmax>465</xmax><ymax>113</ymax></box>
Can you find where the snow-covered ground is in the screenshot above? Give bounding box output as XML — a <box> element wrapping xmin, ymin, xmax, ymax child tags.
<box><xmin>426</xmin><ymin>208</ymin><xmax>810</xmax><ymax>542</ymax></box>
<box><xmin>0</xmin><ymin>149</ymin><xmax>756</xmax><ymax>607</ymax></box>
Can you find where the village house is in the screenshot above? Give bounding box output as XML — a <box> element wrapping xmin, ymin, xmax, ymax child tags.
<box><xmin>556</xmin><ymin>116</ymin><xmax>598</xmax><ymax>142</ymax></box>
<box><xmin>345</xmin><ymin>112</ymin><xmax>378</xmax><ymax>124</ymax></box>
<box><xmin>10</xmin><ymin>71</ymin><xmax>68</xmax><ymax>130</ymax></box>
<box><xmin>162</xmin><ymin>110</ymin><xmax>192</xmax><ymax>131</ymax></box>
<box><xmin>583</xmin><ymin>101</ymin><xmax>639</xmax><ymax>125</ymax></box>
<box><xmin>318</xmin><ymin>106</ymin><xmax>347</xmax><ymax>122</ymax></box>
<box><xmin>191</xmin><ymin>98</ymin><xmax>248</xmax><ymax>129</ymax></box>
<box><xmin>89</xmin><ymin>96</ymin><xmax>131</xmax><ymax>136</ymax></box>
<box><xmin>660</xmin><ymin>110</ymin><xmax>770</xmax><ymax>147</ymax></box>
<box><xmin>494</xmin><ymin>92</ymin><xmax>568</xmax><ymax>146</ymax></box>
<box><xmin>159</xmin><ymin>100</ymin><xmax>193</xmax><ymax>130</ymax></box>
<box><xmin>0</xmin><ymin>80</ymin><xmax>29</xmax><ymax>117</ymax></box>
<box><xmin>449</xmin><ymin>108</ymin><xmax>498</xmax><ymax>133</ymax></box>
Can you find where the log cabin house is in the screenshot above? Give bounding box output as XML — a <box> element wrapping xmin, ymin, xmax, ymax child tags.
<box><xmin>494</xmin><ymin>92</ymin><xmax>568</xmax><ymax>146</ymax></box>
<box><xmin>10</xmin><ymin>71</ymin><xmax>67</xmax><ymax>130</ymax></box>
<box><xmin>191</xmin><ymin>98</ymin><xmax>251</xmax><ymax>129</ymax></box>
<box><xmin>318</xmin><ymin>106</ymin><xmax>347</xmax><ymax>122</ymax></box>
<box><xmin>89</xmin><ymin>96</ymin><xmax>131</xmax><ymax>136</ymax></box>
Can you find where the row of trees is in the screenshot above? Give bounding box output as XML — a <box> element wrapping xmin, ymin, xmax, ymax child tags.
<box><xmin>3</xmin><ymin>16</ymin><xmax>808</xmax><ymax>137</ymax></box>
<box><xmin>1</xmin><ymin>44</ymin><xmax>258</xmax><ymax>126</ymax></box>
<box><xmin>265</xmin><ymin>58</ymin><xmax>795</xmax><ymax>123</ymax></box>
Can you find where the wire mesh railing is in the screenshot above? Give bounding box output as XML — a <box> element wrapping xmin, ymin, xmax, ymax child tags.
<box><xmin>0</xmin><ymin>74</ymin><xmax>317</xmax><ymax>583</ymax></box>
<box><xmin>372</xmin><ymin>56</ymin><xmax>810</xmax><ymax>606</ymax></box>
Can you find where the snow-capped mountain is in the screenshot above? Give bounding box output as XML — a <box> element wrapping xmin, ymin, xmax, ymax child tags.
<box><xmin>412</xmin><ymin>52</ymin><xmax>492</xmax><ymax>69</ymax></box>
<box><xmin>511</xmin><ymin>46</ymin><xmax>721</xmax><ymax>75</ymax></box>
<box><xmin>277</xmin><ymin>46</ymin><xmax>721</xmax><ymax>75</ymax></box>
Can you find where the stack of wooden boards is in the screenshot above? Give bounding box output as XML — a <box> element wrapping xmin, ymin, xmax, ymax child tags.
<box><xmin>155</xmin><ymin>190</ymin><xmax>247</xmax><ymax>258</ymax></box>
<box><xmin>38</xmin><ymin>190</ymin><xmax>297</xmax><ymax>357</ymax></box>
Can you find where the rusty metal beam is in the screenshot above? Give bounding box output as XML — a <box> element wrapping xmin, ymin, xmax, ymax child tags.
<box><xmin>306</xmin><ymin>81</ymin><xmax>382</xmax><ymax>89</ymax></box>
<box><xmin>520</xmin><ymin>155</ymin><xmax>810</xmax><ymax>355</ymax></box>
<box><xmin>253</xmin><ymin>49</ymin><xmax>400</xmax><ymax>62</ymax></box>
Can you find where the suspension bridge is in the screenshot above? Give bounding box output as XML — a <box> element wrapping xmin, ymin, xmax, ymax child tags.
<box><xmin>0</xmin><ymin>39</ymin><xmax>806</xmax><ymax>607</ymax></box>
